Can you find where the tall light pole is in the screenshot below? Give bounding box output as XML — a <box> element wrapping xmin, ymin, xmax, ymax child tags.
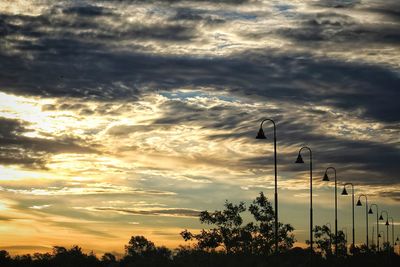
<box><xmin>369</xmin><ymin>204</ymin><xmax>379</xmax><ymax>251</ymax></box>
<box><xmin>256</xmin><ymin>118</ymin><xmax>279</xmax><ymax>253</ymax></box>
<box><xmin>341</xmin><ymin>183</ymin><xmax>355</xmax><ymax>250</ymax></box>
<box><xmin>389</xmin><ymin>217</ymin><xmax>394</xmax><ymax>252</ymax></box>
<box><xmin>295</xmin><ymin>147</ymin><xmax>313</xmax><ymax>254</ymax></box>
<box><xmin>379</xmin><ymin>210</ymin><xmax>389</xmax><ymax>251</ymax></box>
<box><xmin>356</xmin><ymin>194</ymin><xmax>369</xmax><ymax>248</ymax></box>
<box><xmin>322</xmin><ymin>167</ymin><xmax>338</xmax><ymax>256</ymax></box>
<box><xmin>379</xmin><ymin>231</ymin><xmax>385</xmax><ymax>251</ymax></box>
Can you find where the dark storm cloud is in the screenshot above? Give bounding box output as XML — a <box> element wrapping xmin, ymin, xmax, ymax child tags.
<box><xmin>0</xmin><ymin>117</ymin><xmax>97</xmax><ymax>168</ymax></box>
<box><xmin>275</xmin><ymin>11</ymin><xmax>400</xmax><ymax>45</ymax></box>
<box><xmin>0</xmin><ymin>0</ymin><xmax>399</xmax><ymax>190</ymax></box>
<box><xmin>1</xmin><ymin>36</ymin><xmax>399</xmax><ymax>122</ymax></box>
<box><xmin>62</xmin><ymin>5</ymin><xmax>113</xmax><ymax>16</ymax></box>
<box><xmin>1</xmin><ymin>2</ymin><xmax>399</xmax><ymax>122</ymax></box>
<box><xmin>170</xmin><ymin>8</ymin><xmax>226</xmax><ymax>24</ymax></box>
<box><xmin>315</xmin><ymin>0</ymin><xmax>361</xmax><ymax>8</ymax></box>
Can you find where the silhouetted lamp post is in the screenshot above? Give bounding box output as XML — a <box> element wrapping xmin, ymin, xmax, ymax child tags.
<box><xmin>341</xmin><ymin>183</ymin><xmax>355</xmax><ymax>249</ymax></box>
<box><xmin>356</xmin><ymin>194</ymin><xmax>369</xmax><ymax>248</ymax></box>
<box><xmin>295</xmin><ymin>146</ymin><xmax>313</xmax><ymax>253</ymax></box>
<box><xmin>256</xmin><ymin>118</ymin><xmax>279</xmax><ymax>254</ymax></box>
<box><xmin>369</xmin><ymin>204</ymin><xmax>379</xmax><ymax>251</ymax></box>
<box><xmin>389</xmin><ymin>217</ymin><xmax>394</xmax><ymax>252</ymax></box>
<box><xmin>322</xmin><ymin>167</ymin><xmax>338</xmax><ymax>256</ymax></box>
<box><xmin>379</xmin><ymin>210</ymin><xmax>389</xmax><ymax>251</ymax></box>
<box><xmin>379</xmin><ymin>231</ymin><xmax>385</xmax><ymax>250</ymax></box>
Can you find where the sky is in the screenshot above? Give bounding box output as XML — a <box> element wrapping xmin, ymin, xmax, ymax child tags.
<box><xmin>0</xmin><ymin>0</ymin><xmax>399</xmax><ymax>256</ymax></box>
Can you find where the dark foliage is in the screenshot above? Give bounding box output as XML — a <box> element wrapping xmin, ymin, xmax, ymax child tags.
<box><xmin>1</xmin><ymin>194</ymin><xmax>399</xmax><ymax>266</ymax></box>
<box><xmin>181</xmin><ymin>192</ymin><xmax>295</xmax><ymax>255</ymax></box>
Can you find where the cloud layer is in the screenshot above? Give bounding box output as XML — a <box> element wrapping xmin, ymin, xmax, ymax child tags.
<box><xmin>0</xmin><ymin>0</ymin><xmax>399</xmax><ymax>253</ymax></box>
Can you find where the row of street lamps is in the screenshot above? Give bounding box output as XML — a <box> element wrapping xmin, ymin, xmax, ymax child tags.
<box><xmin>256</xmin><ymin>119</ymin><xmax>397</xmax><ymax>255</ymax></box>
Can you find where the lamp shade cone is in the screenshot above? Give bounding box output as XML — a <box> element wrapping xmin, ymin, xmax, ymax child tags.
<box><xmin>295</xmin><ymin>154</ymin><xmax>304</xmax><ymax>164</ymax></box>
<box><xmin>356</xmin><ymin>199</ymin><xmax>362</xmax><ymax>206</ymax></box>
<box><xmin>322</xmin><ymin>172</ymin><xmax>330</xmax><ymax>181</ymax></box>
<box><xmin>256</xmin><ymin>127</ymin><xmax>266</xmax><ymax>139</ymax></box>
<box><xmin>341</xmin><ymin>187</ymin><xmax>348</xmax><ymax>195</ymax></box>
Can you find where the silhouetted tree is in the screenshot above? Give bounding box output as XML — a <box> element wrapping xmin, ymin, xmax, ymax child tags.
<box><xmin>0</xmin><ymin>250</ymin><xmax>11</xmax><ymax>266</ymax></box>
<box><xmin>101</xmin><ymin>253</ymin><xmax>117</xmax><ymax>267</ymax></box>
<box><xmin>125</xmin><ymin>235</ymin><xmax>156</xmax><ymax>258</ymax></box>
<box><xmin>181</xmin><ymin>192</ymin><xmax>295</xmax><ymax>255</ymax></box>
<box><xmin>309</xmin><ymin>225</ymin><xmax>333</xmax><ymax>258</ymax></box>
<box><xmin>122</xmin><ymin>236</ymin><xmax>172</xmax><ymax>266</ymax></box>
<box><xmin>333</xmin><ymin>230</ymin><xmax>347</xmax><ymax>257</ymax></box>
<box><xmin>249</xmin><ymin>192</ymin><xmax>295</xmax><ymax>254</ymax></box>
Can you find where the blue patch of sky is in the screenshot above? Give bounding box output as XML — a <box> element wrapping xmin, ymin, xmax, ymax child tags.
<box><xmin>273</xmin><ymin>4</ymin><xmax>296</xmax><ymax>19</ymax></box>
<box><xmin>160</xmin><ymin>90</ymin><xmax>238</xmax><ymax>103</ymax></box>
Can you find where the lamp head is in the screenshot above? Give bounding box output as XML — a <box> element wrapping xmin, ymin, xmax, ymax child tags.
<box><xmin>368</xmin><ymin>208</ymin><xmax>373</xmax><ymax>214</ymax></box>
<box><xmin>341</xmin><ymin>187</ymin><xmax>348</xmax><ymax>195</ymax></box>
<box><xmin>378</xmin><ymin>234</ymin><xmax>381</xmax><ymax>238</ymax></box>
<box><xmin>385</xmin><ymin>220</ymin><xmax>389</xmax><ymax>226</ymax></box>
<box><xmin>396</xmin><ymin>237</ymin><xmax>399</xmax><ymax>242</ymax></box>
<box><xmin>295</xmin><ymin>154</ymin><xmax>304</xmax><ymax>164</ymax></box>
<box><xmin>322</xmin><ymin>172</ymin><xmax>330</xmax><ymax>182</ymax></box>
<box><xmin>356</xmin><ymin>199</ymin><xmax>362</xmax><ymax>206</ymax></box>
<box><xmin>256</xmin><ymin>127</ymin><xmax>266</xmax><ymax>139</ymax></box>
<box><xmin>379</xmin><ymin>215</ymin><xmax>384</xmax><ymax>220</ymax></box>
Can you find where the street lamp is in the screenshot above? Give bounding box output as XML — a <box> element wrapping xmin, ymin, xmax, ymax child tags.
<box><xmin>379</xmin><ymin>231</ymin><xmax>385</xmax><ymax>251</ymax></box>
<box><xmin>389</xmin><ymin>217</ymin><xmax>394</xmax><ymax>252</ymax></box>
<box><xmin>322</xmin><ymin>167</ymin><xmax>338</xmax><ymax>256</ymax></box>
<box><xmin>369</xmin><ymin>204</ymin><xmax>379</xmax><ymax>251</ymax></box>
<box><xmin>356</xmin><ymin>194</ymin><xmax>369</xmax><ymax>248</ymax></box>
<box><xmin>295</xmin><ymin>146</ymin><xmax>313</xmax><ymax>253</ymax></box>
<box><xmin>379</xmin><ymin>210</ymin><xmax>389</xmax><ymax>251</ymax></box>
<box><xmin>256</xmin><ymin>119</ymin><xmax>279</xmax><ymax>253</ymax></box>
<box><xmin>341</xmin><ymin>183</ymin><xmax>355</xmax><ymax>250</ymax></box>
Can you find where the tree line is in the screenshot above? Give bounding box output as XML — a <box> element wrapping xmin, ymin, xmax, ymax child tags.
<box><xmin>1</xmin><ymin>193</ymin><xmax>399</xmax><ymax>266</ymax></box>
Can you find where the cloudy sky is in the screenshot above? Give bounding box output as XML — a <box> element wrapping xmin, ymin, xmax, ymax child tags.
<box><xmin>0</xmin><ymin>0</ymin><xmax>399</xmax><ymax>255</ymax></box>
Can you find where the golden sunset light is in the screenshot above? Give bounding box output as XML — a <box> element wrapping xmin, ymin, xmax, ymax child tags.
<box><xmin>0</xmin><ymin>0</ymin><xmax>399</xmax><ymax>266</ymax></box>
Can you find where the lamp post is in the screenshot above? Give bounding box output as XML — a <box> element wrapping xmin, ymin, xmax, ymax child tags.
<box><xmin>379</xmin><ymin>210</ymin><xmax>389</xmax><ymax>251</ymax></box>
<box><xmin>389</xmin><ymin>217</ymin><xmax>394</xmax><ymax>252</ymax></box>
<box><xmin>295</xmin><ymin>147</ymin><xmax>313</xmax><ymax>254</ymax></box>
<box><xmin>256</xmin><ymin>119</ymin><xmax>279</xmax><ymax>254</ymax></box>
<box><xmin>341</xmin><ymin>183</ymin><xmax>355</xmax><ymax>250</ymax></box>
<box><xmin>322</xmin><ymin>167</ymin><xmax>338</xmax><ymax>256</ymax></box>
<box><xmin>379</xmin><ymin>231</ymin><xmax>385</xmax><ymax>251</ymax></box>
<box><xmin>356</xmin><ymin>194</ymin><xmax>369</xmax><ymax>248</ymax></box>
<box><xmin>369</xmin><ymin>204</ymin><xmax>379</xmax><ymax>251</ymax></box>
